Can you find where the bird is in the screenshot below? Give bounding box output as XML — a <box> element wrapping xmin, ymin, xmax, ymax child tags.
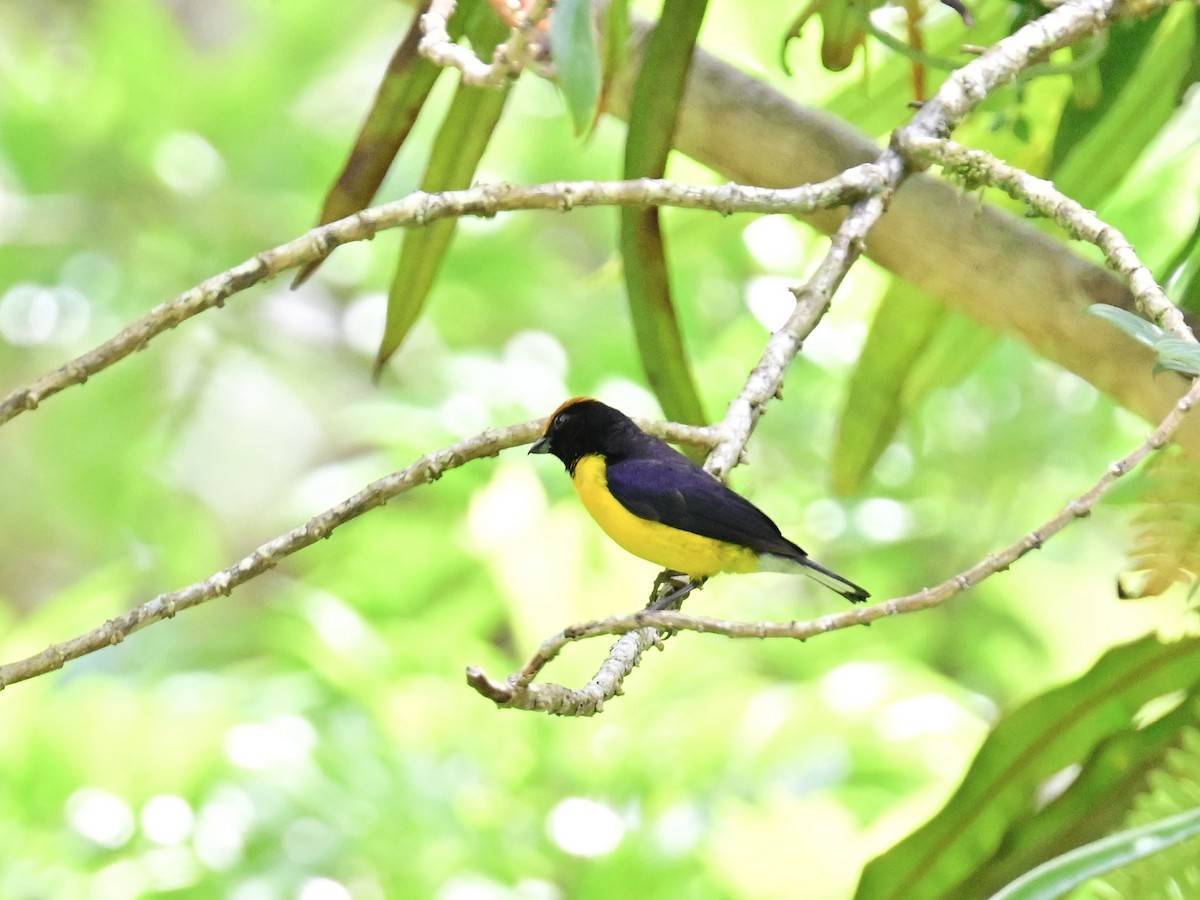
<box><xmin>528</xmin><ymin>397</ymin><xmax>869</xmax><ymax>604</ymax></box>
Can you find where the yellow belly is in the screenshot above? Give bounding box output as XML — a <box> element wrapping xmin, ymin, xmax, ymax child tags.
<box><xmin>571</xmin><ymin>455</ymin><xmax>758</xmax><ymax>578</ymax></box>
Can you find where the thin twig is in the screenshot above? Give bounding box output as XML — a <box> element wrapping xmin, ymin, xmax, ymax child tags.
<box><xmin>0</xmin><ymin>172</ymin><xmax>883</xmax><ymax>430</ymax></box>
<box><xmin>0</xmin><ymin>417</ymin><xmax>719</xmax><ymax>690</ymax></box>
<box><xmin>419</xmin><ymin>0</ymin><xmax>553</xmax><ymax>87</ymax></box>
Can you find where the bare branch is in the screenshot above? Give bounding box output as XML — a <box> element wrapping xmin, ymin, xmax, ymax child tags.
<box><xmin>0</xmin><ymin>417</ymin><xmax>716</xmax><ymax>690</ymax></box>
<box><xmin>0</xmin><ymin>173</ymin><xmax>882</xmax><ymax>430</ymax></box>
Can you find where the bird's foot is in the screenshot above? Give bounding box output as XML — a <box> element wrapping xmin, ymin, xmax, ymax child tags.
<box><xmin>647</xmin><ymin>571</ymin><xmax>706</xmax><ymax>611</ymax></box>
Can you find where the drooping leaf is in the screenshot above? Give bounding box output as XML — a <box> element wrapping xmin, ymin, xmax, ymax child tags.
<box><xmin>373</xmin><ymin>9</ymin><xmax>512</xmax><ymax>376</ymax></box>
<box><xmin>1050</xmin><ymin>4</ymin><xmax>1195</xmax><ymax>208</ymax></box>
<box><xmin>549</xmin><ymin>0</ymin><xmax>602</xmax><ymax>136</ymax></box>
<box><xmin>1152</xmin><ymin>339</ymin><xmax>1200</xmax><ymax>378</ymax></box>
<box><xmin>619</xmin><ymin>0</ymin><xmax>709</xmax><ymax>429</ymax></box>
<box><xmin>855</xmin><ymin>634</ymin><xmax>1200</xmax><ymax>900</ymax></box>
<box><xmin>292</xmin><ymin>2</ymin><xmax>472</xmax><ymax>288</ymax></box>
<box><xmin>990</xmin><ymin>806</ymin><xmax>1200</xmax><ymax>900</ymax></box>
<box><xmin>817</xmin><ymin>0</ymin><xmax>872</xmax><ymax>72</ymax></box>
<box><xmin>832</xmin><ymin>280</ymin><xmax>996</xmax><ymax>495</ymax></box>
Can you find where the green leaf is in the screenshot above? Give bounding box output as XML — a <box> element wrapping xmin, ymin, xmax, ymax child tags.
<box><xmin>1087</xmin><ymin>304</ymin><xmax>1166</xmax><ymax>348</ymax></box>
<box><xmin>550</xmin><ymin>0</ymin><xmax>602</xmax><ymax>136</ymax></box>
<box><xmin>953</xmin><ymin>695</ymin><xmax>1200</xmax><ymax>897</ymax></box>
<box><xmin>816</xmin><ymin>0</ymin><xmax>871</xmax><ymax>72</ymax></box>
<box><xmin>1088</xmin><ymin>305</ymin><xmax>1200</xmax><ymax>377</ymax></box>
<box><xmin>855</xmin><ymin>634</ymin><xmax>1200</xmax><ymax>900</ymax></box>
<box><xmin>619</xmin><ymin>0</ymin><xmax>710</xmax><ymax>429</ymax></box>
<box><xmin>1050</xmin><ymin>5</ymin><xmax>1195</xmax><ymax>207</ymax></box>
<box><xmin>292</xmin><ymin>2</ymin><xmax>473</xmax><ymax>288</ymax></box>
<box><xmin>373</xmin><ymin>12</ymin><xmax>512</xmax><ymax>376</ymax></box>
<box><xmin>990</xmin><ymin>806</ymin><xmax>1200</xmax><ymax>900</ymax></box>
<box><xmin>600</xmin><ymin>0</ymin><xmax>631</xmax><ymax>114</ymax></box>
<box><xmin>1151</xmin><ymin>339</ymin><xmax>1200</xmax><ymax>377</ymax></box>
<box><xmin>833</xmin><ymin>281</ymin><xmax>996</xmax><ymax>495</ymax></box>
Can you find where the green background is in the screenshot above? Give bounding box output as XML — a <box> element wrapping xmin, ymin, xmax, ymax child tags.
<box><xmin>0</xmin><ymin>1</ymin><xmax>1196</xmax><ymax>897</ymax></box>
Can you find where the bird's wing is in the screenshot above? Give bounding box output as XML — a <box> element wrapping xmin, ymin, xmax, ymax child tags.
<box><xmin>603</xmin><ymin>455</ymin><xmax>804</xmax><ymax>558</ymax></box>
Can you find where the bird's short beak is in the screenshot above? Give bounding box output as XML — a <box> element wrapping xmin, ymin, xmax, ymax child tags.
<box><xmin>528</xmin><ymin>436</ymin><xmax>551</xmax><ymax>455</ymax></box>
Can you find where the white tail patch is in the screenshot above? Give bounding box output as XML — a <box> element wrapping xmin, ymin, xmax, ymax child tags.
<box><xmin>757</xmin><ymin>553</ymin><xmax>869</xmax><ymax>602</ymax></box>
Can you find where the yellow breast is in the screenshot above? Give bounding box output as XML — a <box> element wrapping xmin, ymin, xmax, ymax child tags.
<box><xmin>571</xmin><ymin>455</ymin><xmax>758</xmax><ymax>578</ymax></box>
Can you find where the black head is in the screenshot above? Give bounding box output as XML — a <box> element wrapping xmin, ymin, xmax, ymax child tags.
<box><xmin>528</xmin><ymin>397</ymin><xmax>644</xmax><ymax>473</ymax></box>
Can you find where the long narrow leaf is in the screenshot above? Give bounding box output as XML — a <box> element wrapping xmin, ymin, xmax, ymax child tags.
<box><xmin>989</xmin><ymin>806</ymin><xmax>1200</xmax><ymax>900</ymax></box>
<box><xmin>293</xmin><ymin>2</ymin><xmax>474</xmax><ymax>288</ymax></box>
<box><xmin>619</xmin><ymin>0</ymin><xmax>709</xmax><ymax>428</ymax></box>
<box><xmin>855</xmin><ymin>634</ymin><xmax>1200</xmax><ymax>900</ymax></box>
<box><xmin>550</xmin><ymin>0</ymin><xmax>602</xmax><ymax>136</ymax></box>
<box><xmin>599</xmin><ymin>0</ymin><xmax>631</xmax><ymax>117</ymax></box>
<box><xmin>1165</xmin><ymin>214</ymin><xmax>1200</xmax><ymax>315</ymax></box>
<box><xmin>373</xmin><ymin>12</ymin><xmax>511</xmax><ymax>377</ymax></box>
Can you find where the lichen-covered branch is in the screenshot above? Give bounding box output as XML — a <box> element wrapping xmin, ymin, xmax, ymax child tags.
<box><xmin>897</xmin><ymin>134</ymin><xmax>1194</xmax><ymax>341</ymax></box>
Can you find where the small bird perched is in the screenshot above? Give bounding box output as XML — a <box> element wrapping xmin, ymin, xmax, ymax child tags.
<box><xmin>528</xmin><ymin>397</ymin><xmax>869</xmax><ymax>604</ymax></box>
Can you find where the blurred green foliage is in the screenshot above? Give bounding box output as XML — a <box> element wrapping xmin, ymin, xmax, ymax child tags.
<box><xmin>0</xmin><ymin>1</ymin><xmax>1198</xmax><ymax>898</ymax></box>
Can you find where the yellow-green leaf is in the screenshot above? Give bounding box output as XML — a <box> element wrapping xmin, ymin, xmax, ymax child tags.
<box><xmin>373</xmin><ymin>11</ymin><xmax>512</xmax><ymax>377</ymax></box>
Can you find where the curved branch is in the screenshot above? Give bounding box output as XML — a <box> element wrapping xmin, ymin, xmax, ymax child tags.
<box><xmin>0</xmin><ymin>417</ymin><xmax>718</xmax><ymax>690</ymax></box>
<box><xmin>0</xmin><ymin>173</ymin><xmax>881</xmax><ymax>430</ymax></box>
<box><xmin>896</xmin><ymin>134</ymin><xmax>1193</xmax><ymax>340</ymax></box>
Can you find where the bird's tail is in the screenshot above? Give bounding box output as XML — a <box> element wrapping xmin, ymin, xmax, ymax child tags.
<box><xmin>759</xmin><ymin>553</ymin><xmax>870</xmax><ymax>603</ymax></box>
